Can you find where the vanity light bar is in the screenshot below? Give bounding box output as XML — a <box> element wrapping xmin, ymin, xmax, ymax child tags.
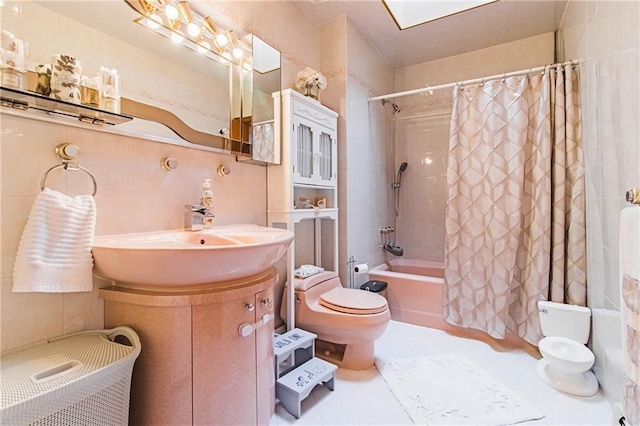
<box><xmin>133</xmin><ymin>15</ymin><xmax>234</xmax><ymax>66</ymax></box>
<box><xmin>130</xmin><ymin>0</ymin><xmax>244</xmax><ymax>61</ymax></box>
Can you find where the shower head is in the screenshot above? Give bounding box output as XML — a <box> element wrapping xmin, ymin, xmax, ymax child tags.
<box><xmin>394</xmin><ymin>162</ymin><xmax>409</xmax><ymax>189</ymax></box>
<box><xmin>381</xmin><ymin>98</ymin><xmax>401</xmax><ymax>114</ymax></box>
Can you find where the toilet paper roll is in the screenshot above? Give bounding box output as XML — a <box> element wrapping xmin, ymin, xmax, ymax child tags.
<box><xmin>354</xmin><ymin>263</ymin><xmax>369</xmax><ymax>288</ymax></box>
<box><xmin>354</xmin><ymin>263</ymin><xmax>368</xmax><ymax>274</ymax></box>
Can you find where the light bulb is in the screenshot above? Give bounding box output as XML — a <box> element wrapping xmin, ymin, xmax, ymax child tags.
<box><xmin>164</xmin><ymin>3</ymin><xmax>179</xmax><ymax>20</ymax></box>
<box><xmin>147</xmin><ymin>13</ymin><xmax>161</xmax><ymax>29</ymax></box>
<box><xmin>215</xmin><ymin>33</ymin><xmax>228</xmax><ymax>47</ymax></box>
<box><xmin>197</xmin><ymin>40</ymin><xmax>210</xmax><ymax>54</ymax></box>
<box><xmin>232</xmin><ymin>47</ymin><xmax>243</xmax><ymax>59</ymax></box>
<box><xmin>170</xmin><ymin>32</ymin><xmax>184</xmax><ymax>44</ymax></box>
<box><xmin>187</xmin><ymin>22</ymin><xmax>200</xmax><ymax>37</ymax></box>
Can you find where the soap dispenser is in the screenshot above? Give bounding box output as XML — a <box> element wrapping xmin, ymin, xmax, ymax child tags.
<box><xmin>201</xmin><ymin>179</ymin><xmax>214</xmax><ymax>229</ymax></box>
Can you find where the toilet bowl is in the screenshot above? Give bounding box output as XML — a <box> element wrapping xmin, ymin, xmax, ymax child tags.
<box><xmin>281</xmin><ymin>271</ymin><xmax>390</xmax><ymax>370</ymax></box>
<box><xmin>537</xmin><ymin>301</ymin><xmax>599</xmax><ymax>397</ymax></box>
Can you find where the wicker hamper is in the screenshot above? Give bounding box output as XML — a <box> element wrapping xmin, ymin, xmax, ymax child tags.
<box><xmin>1</xmin><ymin>327</ymin><xmax>141</xmax><ymax>426</ymax></box>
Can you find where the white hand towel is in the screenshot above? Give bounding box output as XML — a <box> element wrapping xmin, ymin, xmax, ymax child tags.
<box><xmin>294</xmin><ymin>264</ymin><xmax>325</xmax><ymax>279</ymax></box>
<box><xmin>12</xmin><ymin>188</ymin><xmax>96</xmax><ymax>293</ymax></box>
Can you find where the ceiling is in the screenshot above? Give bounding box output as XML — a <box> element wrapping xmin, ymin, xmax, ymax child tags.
<box><xmin>294</xmin><ymin>0</ymin><xmax>568</xmax><ymax>69</ymax></box>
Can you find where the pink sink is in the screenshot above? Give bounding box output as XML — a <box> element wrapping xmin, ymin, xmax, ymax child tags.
<box><xmin>91</xmin><ymin>224</ymin><xmax>293</xmax><ymax>290</ymax></box>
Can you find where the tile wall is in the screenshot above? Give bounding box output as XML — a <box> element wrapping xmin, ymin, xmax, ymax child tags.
<box><xmin>0</xmin><ymin>1</ymin><xmax>320</xmax><ymax>350</ymax></box>
<box><xmin>319</xmin><ymin>17</ymin><xmax>395</xmax><ymax>283</ymax></box>
<box><xmin>557</xmin><ymin>0</ymin><xmax>640</xmax><ymax>407</ymax></box>
<box><xmin>391</xmin><ymin>33</ymin><xmax>555</xmax><ymax>262</ymax></box>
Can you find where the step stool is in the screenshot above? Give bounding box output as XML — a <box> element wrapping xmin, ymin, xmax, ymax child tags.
<box><xmin>276</xmin><ymin>357</ymin><xmax>337</xmax><ymax>419</ymax></box>
<box><xmin>274</xmin><ymin>328</ymin><xmax>316</xmax><ymax>378</ymax></box>
<box><xmin>273</xmin><ymin>328</ymin><xmax>337</xmax><ymax>418</ymax></box>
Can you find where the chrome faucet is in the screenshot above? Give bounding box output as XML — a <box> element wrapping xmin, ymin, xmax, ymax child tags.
<box><xmin>383</xmin><ymin>242</ymin><xmax>404</xmax><ymax>257</ymax></box>
<box><xmin>184</xmin><ymin>204</ymin><xmax>213</xmax><ymax>231</ymax></box>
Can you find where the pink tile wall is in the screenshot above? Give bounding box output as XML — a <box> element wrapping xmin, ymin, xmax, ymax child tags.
<box><xmin>0</xmin><ymin>114</ymin><xmax>267</xmax><ymax>350</ymax></box>
<box><xmin>392</xmin><ymin>33</ymin><xmax>555</xmax><ymax>262</ymax></box>
<box><xmin>0</xmin><ymin>1</ymin><xmax>322</xmax><ymax>351</ymax></box>
<box><xmin>319</xmin><ymin>17</ymin><xmax>395</xmax><ymax>284</ymax></box>
<box><xmin>557</xmin><ymin>0</ymin><xmax>640</xmax><ymax>407</ymax></box>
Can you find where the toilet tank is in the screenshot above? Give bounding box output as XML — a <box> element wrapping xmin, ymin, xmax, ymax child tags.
<box><xmin>538</xmin><ymin>301</ymin><xmax>591</xmax><ymax>343</ymax></box>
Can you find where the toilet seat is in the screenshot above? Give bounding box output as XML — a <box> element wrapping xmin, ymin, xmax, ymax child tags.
<box><xmin>319</xmin><ymin>288</ymin><xmax>388</xmax><ymax>315</ymax></box>
<box><xmin>539</xmin><ymin>336</ymin><xmax>594</xmax><ymax>366</ymax></box>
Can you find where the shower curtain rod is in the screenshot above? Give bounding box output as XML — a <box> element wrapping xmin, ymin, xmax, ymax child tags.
<box><xmin>369</xmin><ymin>59</ymin><xmax>579</xmax><ymax>102</ymax></box>
<box><xmin>390</xmin><ymin>110</ymin><xmax>452</xmax><ymax>121</ymax></box>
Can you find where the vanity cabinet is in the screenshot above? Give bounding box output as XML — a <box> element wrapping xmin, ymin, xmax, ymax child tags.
<box><xmin>99</xmin><ymin>270</ymin><xmax>277</xmax><ymax>425</ymax></box>
<box><xmin>268</xmin><ymin>90</ymin><xmax>339</xmax><ymax>330</ymax></box>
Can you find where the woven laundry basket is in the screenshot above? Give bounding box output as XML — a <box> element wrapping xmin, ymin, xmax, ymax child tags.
<box><xmin>1</xmin><ymin>327</ymin><xmax>141</xmax><ymax>426</ymax></box>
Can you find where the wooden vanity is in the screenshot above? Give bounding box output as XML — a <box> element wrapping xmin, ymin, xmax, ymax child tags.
<box><xmin>99</xmin><ymin>269</ymin><xmax>277</xmax><ymax>425</ymax></box>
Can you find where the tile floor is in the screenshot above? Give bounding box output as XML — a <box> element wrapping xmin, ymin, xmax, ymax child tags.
<box><xmin>270</xmin><ymin>320</ymin><xmax>613</xmax><ymax>425</ymax></box>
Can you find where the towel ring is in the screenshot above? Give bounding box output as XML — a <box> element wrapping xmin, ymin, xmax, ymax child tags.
<box><xmin>40</xmin><ymin>162</ymin><xmax>98</xmax><ymax>196</ymax></box>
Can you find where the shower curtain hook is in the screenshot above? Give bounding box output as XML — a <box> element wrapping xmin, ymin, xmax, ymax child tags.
<box><xmin>480</xmin><ymin>77</ymin><xmax>485</xmax><ymax>87</ymax></box>
<box><xmin>501</xmin><ymin>73</ymin><xmax>506</xmax><ymax>82</ymax></box>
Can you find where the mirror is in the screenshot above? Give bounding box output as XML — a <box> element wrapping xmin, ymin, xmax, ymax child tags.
<box><xmin>1</xmin><ymin>1</ymin><xmax>281</xmax><ymax>161</ymax></box>
<box><xmin>233</xmin><ymin>34</ymin><xmax>281</xmax><ymax>164</ymax></box>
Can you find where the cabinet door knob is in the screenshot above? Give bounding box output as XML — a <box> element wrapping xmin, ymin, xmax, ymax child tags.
<box><xmin>245</xmin><ymin>303</ymin><xmax>255</xmax><ymax>312</ymax></box>
<box><xmin>261</xmin><ymin>297</ymin><xmax>271</xmax><ymax>307</ymax></box>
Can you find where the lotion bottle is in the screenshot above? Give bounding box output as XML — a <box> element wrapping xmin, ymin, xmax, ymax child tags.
<box><xmin>201</xmin><ymin>179</ymin><xmax>214</xmax><ymax>228</ymax></box>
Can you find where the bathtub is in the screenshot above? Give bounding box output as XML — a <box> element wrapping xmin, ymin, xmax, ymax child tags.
<box><xmin>369</xmin><ymin>259</ymin><xmax>450</xmax><ymax>330</ymax></box>
<box><xmin>369</xmin><ymin>259</ymin><xmax>539</xmax><ymax>353</ymax></box>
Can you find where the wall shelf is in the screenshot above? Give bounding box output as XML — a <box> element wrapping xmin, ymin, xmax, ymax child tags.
<box><xmin>0</xmin><ymin>86</ymin><xmax>133</xmax><ymax>126</ymax></box>
<box><xmin>268</xmin><ymin>208</ymin><xmax>338</xmax><ymax>224</ymax></box>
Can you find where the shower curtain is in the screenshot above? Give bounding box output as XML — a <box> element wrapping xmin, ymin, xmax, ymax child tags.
<box><xmin>443</xmin><ymin>65</ymin><xmax>586</xmax><ymax>345</ymax></box>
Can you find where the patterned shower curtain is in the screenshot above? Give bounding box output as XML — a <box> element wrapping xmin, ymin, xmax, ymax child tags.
<box><xmin>443</xmin><ymin>66</ymin><xmax>586</xmax><ymax>345</ymax></box>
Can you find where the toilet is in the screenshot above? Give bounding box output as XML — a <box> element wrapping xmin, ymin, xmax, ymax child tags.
<box><xmin>281</xmin><ymin>271</ymin><xmax>390</xmax><ymax>370</ymax></box>
<box><xmin>537</xmin><ymin>300</ymin><xmax>599</xmax><ymax>396</ymax></box>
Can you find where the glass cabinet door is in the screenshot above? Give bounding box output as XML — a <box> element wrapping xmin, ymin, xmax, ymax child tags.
<box><xmin>316</xmin><ymin>131</ymin><xmax>335</xmax><ymax>185</ymax></box>
<box><xmin>293</xmin><ymin>118</ymin><xmax>314</xmax><ymax>184</ymax></box>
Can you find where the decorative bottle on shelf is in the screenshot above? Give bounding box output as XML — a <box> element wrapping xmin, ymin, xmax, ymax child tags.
<box><xmin>1</xmin><ymin>30</ymin><xmax>26</xmax><ymax>90</ymax></box>
<box><xmin>201</xmin><ymin>179</ymin><xmax>214</xmax><ymax>229</ymax></box>
<box><xmin>99</xmin><ymin>67</ymin><xmax>120</xmax><ymax>113</ymax></box>
<box><xmin>50</xmin><ymin>54</ymin><xmax>82</xmax><ymax>104</ymax></box>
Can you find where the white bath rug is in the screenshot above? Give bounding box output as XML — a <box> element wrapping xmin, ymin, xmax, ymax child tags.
<box><xmin>376</xmin><ymin>353</ymin><xmax>544</xmax><ymax>425</ymax></box>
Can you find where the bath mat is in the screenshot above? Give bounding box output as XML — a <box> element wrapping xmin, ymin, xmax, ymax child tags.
<box><xmin>376</xmin><ymin>353</ymin><xmax>544</xmax><ymax>425</ymax></box>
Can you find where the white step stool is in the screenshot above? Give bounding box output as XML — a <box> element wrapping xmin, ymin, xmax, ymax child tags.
<box><xmin>273</xmin><ymin>328</ymin><xmax>337</xmax><ymax>418</ymax></box>
<box><xmin>276</xmin><ymin>357</ymin><xmax>337</xmax><ymax>419</ymax></box>
<box><xmin>274</xmin><ymin>328</ymin><xmax>316</xmax><ymax>378</ymax></box>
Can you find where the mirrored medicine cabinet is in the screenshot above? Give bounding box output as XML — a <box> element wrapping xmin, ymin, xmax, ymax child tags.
<box><xmin>0</xmin><ymin>1</ymin><xmax>282</xmax><ymax>163</ymax></box>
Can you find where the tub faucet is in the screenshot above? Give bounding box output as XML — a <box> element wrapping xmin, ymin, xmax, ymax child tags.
<box><xmin>384</xmin><ymin>242</ymin><xmax>404</xmax><ymax>257</ymax></box>
<box><xmin>184</xmin><ymin>204</ymin><xmax>212</xmax><ymax>231</ymax></box>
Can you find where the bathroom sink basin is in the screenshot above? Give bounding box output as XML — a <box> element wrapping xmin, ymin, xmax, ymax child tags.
<box><xmin>91</xmin><ymin>224</ymin><xmax>293</xmax><ymax>289</ymax></box>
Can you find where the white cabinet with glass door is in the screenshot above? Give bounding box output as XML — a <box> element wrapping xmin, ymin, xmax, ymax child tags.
<box><xmin>292</xmin><ymin>110</ymin><xmax>336</xmax><ymax>187</ymax></box>
<box><xmin>268</xmin><ymin>89</ymin><xmax>338</xmax><ymax>331</ymax></box>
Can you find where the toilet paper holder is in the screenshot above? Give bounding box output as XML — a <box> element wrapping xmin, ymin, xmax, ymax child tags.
<box><xmin>346</xmin><ymin>256</ymin><xmax>369</xmax><ymax>289</ymax></box>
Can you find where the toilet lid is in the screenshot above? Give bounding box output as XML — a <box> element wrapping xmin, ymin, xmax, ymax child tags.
<box><xmin>539</xmin><ymin>336</ymin><xmax>595</xmax><ymax>364</ymax></box>
<box><xmin>319</xmin><ymin>288</ymin><xmax>388</xmax><ymax>315</ymax></box>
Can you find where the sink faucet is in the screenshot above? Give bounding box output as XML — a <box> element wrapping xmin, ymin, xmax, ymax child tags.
<box><xmin>184</xmin><ymin>204</ymin><xmax>214</xmax><ymax>231</ymax></box>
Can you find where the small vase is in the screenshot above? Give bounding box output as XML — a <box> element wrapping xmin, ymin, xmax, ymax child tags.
<box><xmin>303</xmin><ymin>85</ymin><xmax>318</xmax><ymax>100</ymax></box>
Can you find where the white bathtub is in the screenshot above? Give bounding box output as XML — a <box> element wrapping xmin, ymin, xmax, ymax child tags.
<box><xmin>369</xmin><ymin>259</ymin><xmax>450</xmax><ymax>330</ymax></box>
